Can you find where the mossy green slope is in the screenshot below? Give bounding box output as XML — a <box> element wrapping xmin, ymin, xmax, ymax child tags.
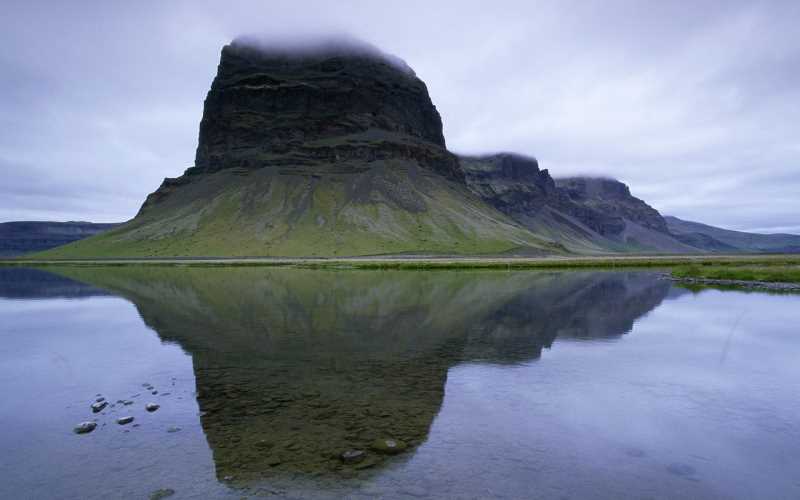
<box><xmin>39</xmin><ymin>162</ymin><xmax>559</xmax><ymax>258</ymax></box>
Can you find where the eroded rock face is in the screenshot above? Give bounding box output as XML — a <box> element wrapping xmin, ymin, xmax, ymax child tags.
<box><xmin>460</xmin><ymin>154</ymin><xmax>558</xmax><ymax>214</ymax></box>
<box><xmin>556</xmin><ymin>177</ymin><xmax>669</xmax><ymax>235</ymax></box>
<box><xmin>460</xmin><ymin>154</ymin><xmax>622</xmax><ymax>238</ymax></box>
<box><xmin>192</xmin><ymin>36</ymin><xmax>459</xmax><ymax>179</ymax></box>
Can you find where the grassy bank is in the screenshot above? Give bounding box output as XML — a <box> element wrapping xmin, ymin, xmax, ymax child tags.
<box><xmin>3</xmin><ymin>254</ymin><xmax>800</xmax><ymax>271</ymax></box>
<box><xmin>672</xmin><ymin>264</ymin><xmax>800</xmax><ymax>284</ymax></box>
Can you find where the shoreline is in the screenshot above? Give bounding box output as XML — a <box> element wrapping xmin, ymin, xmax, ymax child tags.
<box><xmin>666</xmin><ymin>275</ymin><xmax>800</xmax><ymax>292</ymax></box>
<box><xmin>2</xmin><ymin>254</ymin><xmax>800</xmax><ymax>270</ymax></box>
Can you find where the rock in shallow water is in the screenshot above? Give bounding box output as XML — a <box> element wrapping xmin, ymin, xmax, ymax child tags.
<box><xmin>149</xmin><ymin>488</ymin><xmax>175</xmax><ymax>500</ymax></box>
<box><xmin>145</xmin><ymin>403</ymin><xmax>160</xmax><ymax>412</ymax></box>
<box><xmin>73</xmin><ymin>421</ymin><xmax>97</xmax><ymax>434</ymax></box>
<box><xmin>91</xmin><ymin>401</ymin><xmax>108</xmax><ymax>413</ymax></box>
<box><xmin>370</xmin><ymin>438</ymin><xmax>407</xmax><ymax>455</ymax></box>
<box><xmin>117</xmin><ymin>416</ymin><xmax>134</xmax><ymax>425</ymax></box>
<box><xmin>340</xmin><ymin>449</ymin><xmax>366</xmax><ymax>464</ymax></box>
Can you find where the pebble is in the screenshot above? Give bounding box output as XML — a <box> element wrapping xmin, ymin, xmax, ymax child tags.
<box><xmin>73</xmin><ymin>421</ymin><xmax>97</xmax><ymax>434</ymax></box>
<box><xmin>370</xmin><ymin>438</ymin><xmax>407</xmax><ymax>455</ymax></box>
<box><xmin>149</xmin><ymin>488</ymin><xmax>175</xmax><ymax>500</ymax></box>
<box><xmin>166</xmin><ymin>427</ymin><xmax>181</xmax><ymax>433</ymax></box>
<box><xmin>145</xmin><ymin>403</ymin><xmax>160</xmax><ymax>412</ymax></box>
<box><xmin>95</xmin><ymin>397</ymin><xmax>105</xmax><ymax>403</ymax></box>
<box><xmin>91</xmin><ymin>401</ymin><xmax>108</xmax><ymax>413</ymax></box>
<box><xmin>340</xmin><ymin>450</ymin><xmax>366</xmax><ymax>464</ymax></box>
<box><xmin>117</xmin><ymin>416</ymin><xmax>135</xmax><ymax>425</ymax></box>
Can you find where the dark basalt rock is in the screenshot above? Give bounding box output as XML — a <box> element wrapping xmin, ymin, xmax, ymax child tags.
<box><xmin>460</xmin><ymin>153</ymin><xmax>622</xmax><ymax>236</ymax></box>
<box><xmin>73</xmin><ymin>421</ymin><xmax>97</xmax><ymax>434</ymax></box>
<box><xmin>460</xmin><ymin>153</ymin><xmax>558</xmax><ymax>214</ymax></box>
<box><xmin>139</xmin><ymin>36</ymin><xmax>463</xmax><ymax>215</ymax></box>
<box><xmin>196</xmin><ymin>36</ymin><xmax>447</xmax><ymax>169</ymax></box>
<box><xmin>556</xmin><ymin>177</ymin><xmax>669</xmax><ymax>236</ymax></box>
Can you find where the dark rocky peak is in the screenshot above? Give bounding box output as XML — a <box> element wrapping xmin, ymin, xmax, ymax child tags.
<box><xmin>556</xmin><ymin>177</ymin><xmax>631</xmax><ymax>201</ymax></box>
<box><xmin>555</xmin><ymin>177</ymin><xmax>668</xmax><ymax>234</ymax></box>
<box><xmin>460</xmin><ymin>153</ymin><xmax>550</xmax><ymax>184</ymax></box>
<box><xmin>459</xmin><ymin>153</ymin><xmax>559</xmax><ymax>214</ymax></box>
<box><xmin>193</xmin><ymin>34</ymin><xmax>454</xmax><ymax>177</ymax></box>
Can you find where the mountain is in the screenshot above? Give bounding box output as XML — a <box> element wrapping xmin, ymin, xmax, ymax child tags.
<box><xmin>460</xmin><ymin>154</ymin><xmax>697</xmax><ymax>253</ymax></box>
<box><xmin>664</xmin><ymin>216</ymin><xmax>800</xmax><ymax>253</ymax></box>
<box><xmin>0</xmin><ymin>221</ymin><xmax>119</xmax><ymax>257</ymax></box>
<box><xmin>38</xmin><ymin>37</ymin><xmax>556</xmax><ymax>258</ymax></box>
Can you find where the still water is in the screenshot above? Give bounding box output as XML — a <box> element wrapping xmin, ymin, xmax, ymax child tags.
<box><xmin>0</xmin><ymin>267</ymin><xmax>798</xmax><ymax>499</ymax></box>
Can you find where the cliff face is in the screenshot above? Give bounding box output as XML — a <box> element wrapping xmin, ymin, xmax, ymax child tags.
<box><xmin>459</xmin><ymin>155</ymin><xmax>697</xmax><ymax>253</ymax></box>
<box><xmin>460</xmin><ymin>154</ymin><xmax>558</xmax><ymax>214</ymax></box>
<box><xmin>192</xmin><ymin>37</ymin><xmax>459</xmax><ymax>180</ymax></box>
<box><xmin>555</xmin><ymin>177</ymin><xmax>669</xmax><ymax>236</ymax></box>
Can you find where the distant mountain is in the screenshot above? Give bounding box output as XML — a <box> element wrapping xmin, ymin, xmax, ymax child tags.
<box><xmin>664</xmin><ymin>216</ymin><xmax>800</xmax><ymax>253</ymax></box>
<box><xmin>39</xmin><ymin>36</ymin><xmax>556</xmax><ymax>258</ymax></box>
<box><xmin>0</xmin><ymin>221</ymin><xmax>120</xmax><ymax>257</ymax></box>
<box><xmin>460</xmin><ymin>154</ymin><xmax>697</xmax><ymax>253</ymax></box>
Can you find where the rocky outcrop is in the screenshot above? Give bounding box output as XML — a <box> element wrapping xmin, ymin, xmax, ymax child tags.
<box><xmin>191</xmin><ymin>36</ymin><xmax>459</xmax><ymax>178</ymax></box>
<box><xmin>555</xmin><ymin>177</ymin><xmax>669</xmax><ymax>236</ymax></box>
<box><xmin>460</xmin><ymin>153</ymin><xmax>558</xmax><ymax>214</ymax></box>
<box><xmin>459</xmin><ymin>156</ymin><xmax>698</xmax><ymax>252</ymax></box>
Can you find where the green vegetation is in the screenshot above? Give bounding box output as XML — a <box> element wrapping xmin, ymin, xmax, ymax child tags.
<box><xmin>30</xmin><ymin>166</ymin><xmax>559</xmax><ymax>259</ymax></box>
<box><xmin>5</xmin><ymin>254</ymin><xmax>800</xmax><ymax>271</ymax></box>
<box><xmin>672</xmin><ymin>264</ymin><xmax>800</xmax><ymax>284</ymax></box>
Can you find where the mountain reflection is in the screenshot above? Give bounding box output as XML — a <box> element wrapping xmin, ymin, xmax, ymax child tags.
<box><xmin>41</xmin><ymin>267</ymin><xmax>670</xmax><ymax>480</ymax></box>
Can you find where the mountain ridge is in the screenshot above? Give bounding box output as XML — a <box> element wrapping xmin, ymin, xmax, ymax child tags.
<box><xmin>25</xmin><ymin>36</ymin><xmax>798</xmax><ymax>258</ymax></box>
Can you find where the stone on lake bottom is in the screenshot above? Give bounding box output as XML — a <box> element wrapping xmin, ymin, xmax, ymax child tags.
<box><xmin>117</xmin><ymin>416</ymin><xmax>134</xmax><ymax>425</ymax></box>
<box><xmin>91</xmin><ymin>401</ymin><xmax>108</xmax><ymax>413</ymax></box>
<box><xmin>149</xmin><ymin>488</ymin><xmax>175</xmax><ymax>500</ymax></box>
<box><xmin>145</xmin><ymin>403</ymin><xmax>160</xmax><ymax>412</ymax></box>
<box><xmin>370</xmin><ymin>438</ymin><xmax>407</xmax><ymax>455</ymax></box>
<box><xmin>340</xmin><ymin>449</ymin><xmax>366</xmax><ymax>463</ymax></box>
<box><xmin>73</xmin><ymin>421</ymin><xmax>97</xmax><ymax>434</ymax></box>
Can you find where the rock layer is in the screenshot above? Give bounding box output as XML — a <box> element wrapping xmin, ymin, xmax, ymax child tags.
<box><xmin>192</xmin><ymin>36</ymin><xmax>459</xmax><ymax>180</ymax></box>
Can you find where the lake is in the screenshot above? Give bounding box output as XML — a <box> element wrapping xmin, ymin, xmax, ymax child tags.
<box><xmin>1</xmin><ymin>266</ymin><xmax>798</xmax><ymax>499</ymax></box>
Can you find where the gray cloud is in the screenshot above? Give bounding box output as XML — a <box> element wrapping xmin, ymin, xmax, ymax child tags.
<box><xmin>0</xmin><ymin>0</ymin><xmax>797</xmax><ymax>233</ymax></box>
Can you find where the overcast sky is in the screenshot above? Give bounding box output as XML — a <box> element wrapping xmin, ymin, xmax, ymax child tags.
<box><xmin>1</xmin><ymin>0</ymin><xmax>798</xmax><ymax>233</ymax></box>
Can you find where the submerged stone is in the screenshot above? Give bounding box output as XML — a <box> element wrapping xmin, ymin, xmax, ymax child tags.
<box><xmin>117</xmin><ymin>416</ymin><xmax>134</xmax><ymax>425</ymax></box>
<box><xmin>149</xmin><ymin>488</ymin><xmax>175</xmax><ymax>500</ymax></box>
<box><xmin>370</xmin><ymin>438</ymin><xmax>407</xmax><ymax>455</ymax></box>
<box><xmin>91</xmin><ymin>401</ymin><xmax>108</xmax><ymax>413</ymax></box>
<box><xmin>340</xmin><ymin>449</ymin><xmax>366</xmax><ymax>464</ymax></box>
<box><xmin>145</xmin><ymin>403</ymin><xmax>160</xmax><ymax>412</ymax></box>
<box><xmin>73</xmin><ymin>421</ymin><xmax>97</xmax><ymax>434</ymax></box>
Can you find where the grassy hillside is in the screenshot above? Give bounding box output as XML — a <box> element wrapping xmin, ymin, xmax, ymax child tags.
<box><xmin>37</xmin><ymin>162</ymin><xmax>560</xmax><ymax>258</ymax></box>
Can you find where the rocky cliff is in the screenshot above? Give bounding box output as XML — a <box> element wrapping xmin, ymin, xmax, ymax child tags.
<box><xmin>460</xmin><ymin>155</ymin><xmax>697</xmax><ymax>253</ymax></box>
<box><xmin>191</xmin><ymin>36</ymin><xmax>459</xmax><ymax>179</ymax></box>
<box><xmin>555</xmin><ymin>177</ymin><xmax>668</xmax><ymax>235</ymax></box>
<box><xmin>44</xmin><ymin>37</ymin><xmax>554</xmax><ymax>258</ymax></box>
